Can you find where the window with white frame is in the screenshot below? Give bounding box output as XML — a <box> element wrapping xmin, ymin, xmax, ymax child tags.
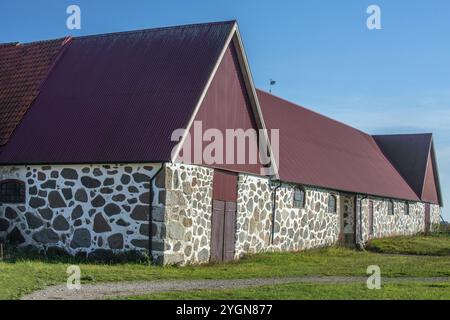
<box><xmin>388</xmin><ymin>200</ymin><xmax>394</xmax><ymax>215</ymax></box>
<box><xmin>293</xmin><ymin>187</ymin><xmax>305</xmax><ymax>209</ymax></box>
<box><xmin>327</xmin><ymin>195</ymin><xmax>337</xmax><ymax>213</ymax></box>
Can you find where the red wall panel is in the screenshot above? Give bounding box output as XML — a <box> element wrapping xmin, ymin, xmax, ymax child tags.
<box><xmin>213</xmin><ymin>170</ymin><xmax>238</xmax><ymax>202</ymax></box>
<box><xmin>184</xmin><ymin>41</ymin><xmax>265</xmax><ymax>175</ymax></box>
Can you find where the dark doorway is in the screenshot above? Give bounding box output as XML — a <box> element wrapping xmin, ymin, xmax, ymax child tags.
<box><xmin>368</xmin><ymin>200</ymin><xmax>374</xmax><ymax>237</ymax></box>
<box><xmin>425</xmin><ymin>203</ymin><xmax>431</xmax><ymax>235</ymax></box>
<box><xmin>210</xmin><ymin>170</ymin><xmax>237</xmax><ymax>263</ymax></box>
<box><xmin>340</xmin><ymin>195</ymin><xmax>355</xmax><ymax>247</ymax></box>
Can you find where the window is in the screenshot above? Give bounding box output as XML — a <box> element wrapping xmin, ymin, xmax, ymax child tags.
<box><xmin>388</xmin><ymin>200</ymin><xmax>394</xmax><ymax>215</ymax></box>
<box><xmin>293</xmin><ymin>188</ymin><xmax>305</xmax><ymax>209</ymax></box>
<box><xmin>327</xmin><ymin>195</ymin><xmax>337</xmax><ymax>213</ymax></box>
<box><xmin>405</xmin><ymin>202</ymin><xmax>410</xmax><ymax>215</ymax></box>
<box><xmin>0</xmin><ymin>180</ymin><xmax>25</xmax><ymax>204</ymax></box>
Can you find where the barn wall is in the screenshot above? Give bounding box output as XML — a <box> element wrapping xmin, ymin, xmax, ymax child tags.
<box><xmin>182</xmin><ymin>41</ymin><xmax>265</xmax><ymax>175</ymax></box>
<box><xmin>431</xmin><ymin>204</ymin><xmax>442</xmax><ymax>230</ymax></box>
<box><xmin>0</xmin><ymin>162</ymin><xmax>441</xmax><ymax>264</ymax></box>
<box><xmin>235</xmin><ymin>175</ymin><xmax>341</xmax><ymax>258</ymax></box>
<box><xmin>158</xmin><ymin>166</ymin><xmax>343</xmax><ymax>265</ymax></box>
<box><xmin>356</xmin><ymin>197</ymin><xmax>441</xmax><ymax>243</ymax></box>
<box><xmin>0</xmin><ymin>163</ymin><xmax>163</xmax><ymax>257</ymax></box>
<box><xmin>156</xmin><ymin>162</ymin><xmax>214</xmax><ymax>265</ymax></box>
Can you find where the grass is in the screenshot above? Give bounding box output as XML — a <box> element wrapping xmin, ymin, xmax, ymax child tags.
<box><xmin>117</xmin><ymin>282</ymin><xmax>450</xmax><ymax>300</ymax></box>
<box><xmin>1</xmin><ymin>246</ymin><xmax>450</xmax><ymax>300</ymax></box>
<box><xmin>366</xmin><ymin>233</ymin><xmax>450</xmax><ymax>256</ymax></box>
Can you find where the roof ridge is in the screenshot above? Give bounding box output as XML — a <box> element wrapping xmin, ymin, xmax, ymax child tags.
<box><xmin>0</xmin><ymin>21</ymin><xmax>236</xmax><ymax>46</ymax></box>
<box><xmin>0</xmin><ymin>37</ymin><xmax>68</xmax><ymax>47</ymax></box>
<box><xmin>373</xmin><ymin>133</ymin><xmax>433</xmax><ymax>138</ymax></box>
<box><xmin>73</xmin><ymin>20</ymin><xmax>236</xmax><ymax>40</ymax></box>
<box><xmin>256</xmin><ymin>88</ymin><xmax>370</xmax><ymax>137</ymax></box>
<box><xmin>0</xmin><ymin>42</ymin><xmax>19</xmax><ymax>47</ymax></box>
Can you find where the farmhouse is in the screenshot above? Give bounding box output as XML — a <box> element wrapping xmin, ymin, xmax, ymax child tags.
<box><xmin>0</xmin><ymin>21</ymin><xmax>443</xmax><ymax>265</ymax></box>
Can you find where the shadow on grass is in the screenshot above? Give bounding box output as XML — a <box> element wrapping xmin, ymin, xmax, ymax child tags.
<box><xmin>0</xmin><ymin>244</ymin><xmax>152</xmax><ymax>265</ymax></box>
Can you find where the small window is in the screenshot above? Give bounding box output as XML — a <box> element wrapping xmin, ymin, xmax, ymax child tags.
<box><xmin>0</xmin><ymin>180</ymin><xmax>25</xmax><ymax>204</ymax></box>
<box><xmin>327</xmin><ymin>195</ymin><xmax>337</xmax><ymax>213</ymax></box>
<box><xmin>405</xmin><ymin>202</ymin><xmax>410</xmax><ymax>215</ymax></box>
<box><xmin>388</xmin><ymin>200</ymin><xmax>394</xmax><ymax>215</ymax></box>
<box><xmin>293</xmin><ymin>188</ymin><xmax>305</xmax><ymax>208</ymax></box>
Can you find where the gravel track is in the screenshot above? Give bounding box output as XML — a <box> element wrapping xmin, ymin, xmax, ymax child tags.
<box><xmin>21</xmin><ymin>276</ymin><xmax>450</xmax><ymax>300</ymax></box>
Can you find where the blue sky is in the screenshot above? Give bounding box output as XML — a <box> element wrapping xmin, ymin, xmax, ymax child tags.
<box><xmin>1</xmin><ymin>0</ymin><xmax>449</xmax><ymax>219</ymax></box>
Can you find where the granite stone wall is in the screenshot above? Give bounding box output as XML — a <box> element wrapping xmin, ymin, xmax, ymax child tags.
<box><xmin>431</xmin><ymin>204</ymin><xmax>442</xmax><ymax>231</ymax></box>
<box><xmin>0</xmin><ymin>163</ymin><xmax>162</xmax><ymax>257</ymax></box>
<box><xmin>235</xmin><ymin>174</ymin><xmax>341</xmax><ymax>258</ymax></box>
<box><xmin>155</xmin><ymin>162</ymin><xmax>213</xmax><ymax>265</ymax></box>
<box><xmin>0</xmin><ymin>162</ymin><xmax>442</xmax><ymax>264</ymax></box>
<box><xmin>357</xmin><ymin>197</ymin><xmax>441</xmax><ymax>244</ymax></box>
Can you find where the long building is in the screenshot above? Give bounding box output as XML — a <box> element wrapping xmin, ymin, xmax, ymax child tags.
<box><xmin>0</xmin><ymin>21</ymin><xmax>442</xmax><ymax>264</ymax></box>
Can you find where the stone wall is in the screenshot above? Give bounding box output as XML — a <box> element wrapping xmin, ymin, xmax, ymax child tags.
<box><xmin>431</xmin><ymin>204</ymin><xmax>442</xmax><ymax>231</ymax></box>
<box><xmin>0</xmin><ymin>163</ymin><xmax>162</xmax><ymax>257</ymax></box>
<box><xmin>0</xmin><ymin>162</ymin><xmax>442</xmax><ymax>264</ymax></box>
<box><xmin>159</xmin><ymin>170</ymin><xmax>343</xmax><ymax>264</ymax></box>
<box><xmin>155</xmin><ymin>163</ymin><xmax>213</xmax><ymax>265</ymax></box>
<box><xmin>235</xmin><ymin>174</ymin><xmax>341</xmax><ymax>257</ymax></box>
<box><xmin>357</xmin><ymin>197</ymin><xmax>441</xmax><ymax>244</ymax></box>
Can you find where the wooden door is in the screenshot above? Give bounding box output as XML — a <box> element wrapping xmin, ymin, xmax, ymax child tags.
<box><xmin>425</xmin><ymin>203</ymin><xmax>431</xmax><ymax>235</ymax></box>
<box><xmin>210</xmin><ymin>200</ymin><xmax>225</xmax><ymax>263</ymax></box>
<box><xmin>223</xmin><ymin>201</ymin><xmax>237</xmax><ymax>261</ymax></box>
<box><xmin>368</xmin><ymin>200</ymin><xmax>374</xmax><ymax>237</ymax></box>
<box><xmin>210</xmin><ymin>170</ymin><xmax>237</xmax><ymax>263</ymax></box>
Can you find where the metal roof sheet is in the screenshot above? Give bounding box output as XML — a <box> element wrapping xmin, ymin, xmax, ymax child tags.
<box><xmin>0</xmin><ymin>38</ymin><xmax>66</xmax><ymax>145</ymax></box>
<box><xmin>0</xmin><ymin>21</ymin><xmax>442</xmax><ymax>205</ymax></box>
<box><xmin>257</xmin><ymin>89</ymin><xmax>423</xmax><ymax>202</ymax></box>
<box><xmin>374</xmin><ymin>133</ymin><xmax>442</xmax><ymax>205</ymax></box>
<box><xmin>0</xmin><ymin>21</ymin><xmax>235</xmax><ymax>164</ymax></box>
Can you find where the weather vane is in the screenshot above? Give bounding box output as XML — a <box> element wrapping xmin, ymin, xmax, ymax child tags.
<box><xmin>269</xmin><ymin>79</ymin><xmax>276</xmax><ymax>93</ymax></box>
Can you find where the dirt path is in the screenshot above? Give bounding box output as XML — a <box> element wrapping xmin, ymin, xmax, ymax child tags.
<box><xmin>21</xmin><ymin>276</ymin><xmax>449</xmax><ymax>300</ymax></box>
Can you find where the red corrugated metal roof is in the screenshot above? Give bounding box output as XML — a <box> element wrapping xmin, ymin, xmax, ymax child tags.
<box><xmin>0</xmin><ymin>21</ymin><xmax>235</xmax><ymax>163</ymax></box>
<box><xmin>373</xmin><ymin>134</ymin><xmax>442</xmax><ymax>205</ymax></box>
<box><xmin>0</xmin><ymin>21</ymin><xmax>442</xmax><ymax>205</ymax></box>
<box><xmin>257</xmin><ymin>89</ymin><xmax>423</xmax><ymax>203</ymax></box>
<box><xmin>0</xmin><ymin>38</ymin><xmax>67</xmax><ymax>145</ymax></box>
<box><xmin>373</xmin><ymin>134</ymin><xmax>430</xmax><ymax>197</ymax></box>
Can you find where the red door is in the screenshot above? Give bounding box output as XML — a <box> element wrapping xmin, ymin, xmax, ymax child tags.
<box><xmin>425</xmin><ymin>203</ymin><xmax>431</xmax><ymax>235</ymax></box>
<box><xmin>210</xmin><ymin>170</ymin><xmax>237</xmax><ymax>263</ymax></box>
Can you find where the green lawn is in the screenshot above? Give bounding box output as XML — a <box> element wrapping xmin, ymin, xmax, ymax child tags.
<box><xmin>1</xmin><ymin>246</ymin><xmax>450</xmax><ymax>300</ymax></box>
<box><xmin>117</xmin><ymin>282</ymin><xmax>450</xmax><ymax>300</ymax></box>
<box><xmin>367</xmin><ymin>233</ymin><xmax>450</xmax><ymax>256</ymax></box>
